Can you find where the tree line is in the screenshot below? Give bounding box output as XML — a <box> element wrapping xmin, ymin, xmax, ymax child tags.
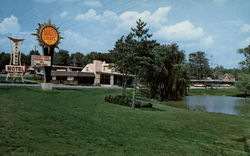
<box><xmin>0</xmin><ymin>50</ymin><xmax>111</xmax><ymax>71</ymax></box>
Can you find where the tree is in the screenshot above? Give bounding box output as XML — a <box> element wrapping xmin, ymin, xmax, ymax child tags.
<box><xmin>188</xmin><ymin>51</ymin><xmax>211</xmax><ymax>79</ymax></box>
<box><xmin>83</xmin><ymin>52</ymin><xmax>112</xmax><ymax>67</ymax></box>
<box><xmin>0</xmin><ymin>52</ymin><xmax>10</xmax><ymax>72</ymax></box>
<box><xmin>53</xmin><ymin>49</ymin><xmax>70</xmax><ymax>66</ymax></box>
<box><xmin>146</xmin><ymin>44</ymin><xmax>188</xmax><ymax>101</ymax></box>
<box><xmin>26</xmin><ymin>50</ymin><xmax>40</xmax><ymax>66</ymax></box>
<box><xmin>130</xmin><ymin>19</ymin><xmax>154</xmax><ymax>108</ymax></box>
<box><xmin>238</xmin><ymin>45</ymin><xmax>250</xmax><ymax>72</ymax></box>
<box><xmin>213</xmin><ymin>65</ymin><xmax>224</xmax><ymax>79</ymax></box>
<box><xmin>236</xmin><ymin>73</ymin><xmax>250</xmax><ymax>97</ymax></box>
<box><xmin>70</xmin><ymin>52</ymin><xmax>85</xmax><ymax>67</ymax></box>
<box><xmin>110</xmin><ymin>33</ymin><xmax>135</xmax><ymax>97</ymax></box>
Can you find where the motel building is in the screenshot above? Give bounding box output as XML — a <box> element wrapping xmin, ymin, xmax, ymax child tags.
<box><xmin>33</xmin><ymin>60</ymin><xmax>133</xmax><ymax>86</ymax></box>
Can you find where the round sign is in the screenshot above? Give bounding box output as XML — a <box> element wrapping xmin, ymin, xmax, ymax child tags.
<box><xmin>41</xmin><ymin>27</ymin><xmax>58</xmax><ymax>46</ymax></box>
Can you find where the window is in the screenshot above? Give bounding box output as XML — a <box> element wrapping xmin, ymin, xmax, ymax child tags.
<box><xmin>100</xmin><ymin>74</ymin><xmax>110</xmax><ymax>84</ymax></box>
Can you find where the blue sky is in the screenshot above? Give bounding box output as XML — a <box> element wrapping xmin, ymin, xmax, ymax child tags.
<box><xmin>0</xmin><ymin>0</ymin><xmax>250</xmax><ymax>68</ymax></box>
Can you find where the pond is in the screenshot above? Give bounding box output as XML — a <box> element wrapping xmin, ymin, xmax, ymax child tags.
<box><xmin>163</xmin><ymin>96</ymin><xmax>250</xmax><ymax>115</ymax></box>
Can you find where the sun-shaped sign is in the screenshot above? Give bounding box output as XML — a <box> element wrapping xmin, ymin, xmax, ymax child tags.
<box><xmin>32</xmin><ymin>19</ymin><xmax>63</xmax><ymax>48</ymax></box>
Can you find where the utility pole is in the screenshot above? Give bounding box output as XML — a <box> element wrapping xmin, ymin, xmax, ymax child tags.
<box><xmin>34</xmin><ymin>45</ymin><xmax>38</xmax><ymax>52</ymax></box>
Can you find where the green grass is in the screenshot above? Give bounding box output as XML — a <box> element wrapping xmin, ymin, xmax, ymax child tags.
<box><xmin>0</xmin><ymin>87</ymin><xmax>250</xmax><ymax>155</ymax></box>
<box><xmin>0</xmin><ymin>76</ymin><xmax>44</xmax><ymax>84</ymax></box>
<box><xmin>188</xmin><ymin>88</ymin><xmax>243</xmax><ymax>97</ymax></box>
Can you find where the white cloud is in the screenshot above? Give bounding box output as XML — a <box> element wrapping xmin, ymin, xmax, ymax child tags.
<box><xmin>0</xmin><ymin>15</ymin><xmax>21</xmax><ymax>34</ymax></box>
<box><xmin>73</xmin><ymin>7</ymin><xmax>212</xmax><ymax>48</ymax></box>
<box><xmin>60</xmin><ymin>11</ymin><xmax>68</xmax><ymax>18</ymax></box>
<box><xmin>75</xmin><ymin>9</ymin><xmax>101</xmax><ymax>21</ymax></box>
<box><xmin>103</xmin><ymin>10</ymin><xmax>119</xmax><ymax>20</ymax></box>
<box><xmin>241</xmin><ymin>24</ymin><xmax>250</xmax><ymax>32</ymax></box>
<box><xmin>154</xmin><ymin>20</ymin><xmax>204</xmax><ymax>41</ymax></box>
<box><xmin>83</xmin><ymin>0</ymin><xmax>102</xmax><ymax>7</ymax></box>
<box><xmin>118</xmin><ymin>11</ymin><xmax>151</xmax><ymax>29</ymax></box>
<box><xmin>240</xmin><ymin>37</ymin><xmax>250</xmax><ymax>47</ymax></box>
<box><xmin>61</xmin><ymin>29</ymin><xmax>98</xmax><ymax>52</ymax></box>
<box><xmin>212</xmin><ymin>0</ymin><xmax>227</xmax><ymax>4</ymax></box>
<box><xmin>200</xmin><ymin>35</ymin><xmax>214</xmax><ymax>47</ymax></box>
<box><xmin>118</xmin><ymin>7</ymin><xmax>171</xmax><ymax>29</ymax></box>
<box><xmin>75</xmin><ymin>7</ymin><xmax>171</xmax><ymax>29</ymax></box>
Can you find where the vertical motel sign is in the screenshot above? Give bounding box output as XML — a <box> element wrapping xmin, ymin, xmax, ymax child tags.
<box><xmin>32</xmin><ymin>19</ymin><xmax>62</xmax><ymax>83</ymax></box>
<box><xmin>5</xmin><ymin>37</ymin><xmax>25</xmax><ymax>82</ymax></box>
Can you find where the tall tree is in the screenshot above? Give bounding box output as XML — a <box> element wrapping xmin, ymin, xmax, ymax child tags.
<box><xmin>188</xmin><ymin>51</ymin><xmax>211</xmax><ymax>79</ymax></box>
<box><xmin>130</xmin><ymin>19</ymin><xmax>154</xmax><ymax>108</ymax></box>
<box><xmin>53</xmin><ymin>49</ymin><xmax>70</xmax><ymax>66</ymax></box>
<box><xmin>110</xmin><ymin>33</ymin><xmax>135</xmax><ymax>97</ymax></box>
<box><xmin>146</xmin><ymin>44</ymin><xmax>188</xmax><ymax>100</ymax></box>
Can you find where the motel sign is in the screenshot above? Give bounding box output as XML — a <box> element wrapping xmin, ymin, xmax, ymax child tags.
<box><xmin>5</xmin><ymin>65</ymin><xmax>25</xmax><ymax>73</ymax></box>
<box><xmin>31</xmin><ymin>55</ymin><xmax>51</xmax><ymax>66</ymax></box>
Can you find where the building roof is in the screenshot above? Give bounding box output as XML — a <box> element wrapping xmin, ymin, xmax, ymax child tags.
<box><xmin>51</xmin><ymin>71</ymin><xmax>94</xmax><ymax>77</ymax></box>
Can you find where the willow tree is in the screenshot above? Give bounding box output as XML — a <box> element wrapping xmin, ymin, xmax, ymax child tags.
<box><xmin>147</xmin><ymin>44</ymin><xmax>189</xmax><ymax>101</ymax></box>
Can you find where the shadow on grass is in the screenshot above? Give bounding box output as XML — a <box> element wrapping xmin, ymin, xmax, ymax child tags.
<box><xmin>231</xmin><ymin>136</ymin><xmax>250</xmax><ymax>153</ymax></box>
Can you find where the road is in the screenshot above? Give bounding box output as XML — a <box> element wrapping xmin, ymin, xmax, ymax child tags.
<box><xmin>0</xmin><ymin>83</ymin><xmax>122</xmax><ymax>89</ymax></box>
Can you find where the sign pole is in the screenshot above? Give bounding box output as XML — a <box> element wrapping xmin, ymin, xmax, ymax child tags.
<box><xmin>42</xmin><ymin>47</ymin><xmax>54</xmax><ymax>83</ymax></box>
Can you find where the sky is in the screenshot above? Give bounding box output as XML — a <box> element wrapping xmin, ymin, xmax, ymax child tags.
<box><xmin>0</xmin><ymin>0</ymin><xmax>250</xmax><ymax>68</ymax></box>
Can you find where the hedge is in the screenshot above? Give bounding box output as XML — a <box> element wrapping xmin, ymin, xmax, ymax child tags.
<box><xmin>104</xmin><ymin>95</ymin><xmax>152</xmax><ymax>108</ymax></box>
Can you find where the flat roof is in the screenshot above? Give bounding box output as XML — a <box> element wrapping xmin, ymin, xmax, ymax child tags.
<box><xmin>51</xmin><ymin>71</ymin><xmax>94</xmax><ymax>77</ymax></box>
<box><xmin>190</xmin><ymin>80</ymin><xmax>235</xmax><ymax>83</ymax></box>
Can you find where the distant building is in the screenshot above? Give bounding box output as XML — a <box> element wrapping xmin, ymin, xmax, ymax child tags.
<box><xmin>219</xmin><ymin>73</ymin><xmax>235</xmax><ymax>81</ymax></box>
<box><xmin>190</xmin><ymin>73</ymin><xmax>236</xmax><ymax>87</ymax></box>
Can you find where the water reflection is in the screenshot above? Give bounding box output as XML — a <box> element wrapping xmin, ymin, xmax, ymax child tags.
<box><xmin>162</xmin><ymin>96</ymin><xmax>250</xmax><ymax>115</ymax></box>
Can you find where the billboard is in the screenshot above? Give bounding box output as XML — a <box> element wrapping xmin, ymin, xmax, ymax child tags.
<box><xmin>31</xmin><ymin>55</ymin><xmax>51</xmax><ymax>66</ymax></box>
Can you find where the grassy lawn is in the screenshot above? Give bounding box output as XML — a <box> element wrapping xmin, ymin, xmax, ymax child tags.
<box><xmin>0</xmin><ymin>76</ymin><xmax>43</xmax><ymax>83</ymax></box>
<box><xmin>188</xmin><ymin>88</ymin><xmax>244</xmax><ymax>97</ymax></box>
<box><xmin>0</xmin><ymin>87</ymin><xmax>250</xmax><ymax>155</ymax></box>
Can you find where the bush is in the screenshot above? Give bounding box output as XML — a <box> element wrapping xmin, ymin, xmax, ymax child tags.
<box><xmin>104</xmin><ymin>95</ymin><xmax>152</xmax><ymax>108</ymax></box>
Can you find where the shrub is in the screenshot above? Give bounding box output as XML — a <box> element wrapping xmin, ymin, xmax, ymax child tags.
<box><xmin>104</xmin><ymin>95</ymin><xmax>152</xmax><ymax>108</ymax></box>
